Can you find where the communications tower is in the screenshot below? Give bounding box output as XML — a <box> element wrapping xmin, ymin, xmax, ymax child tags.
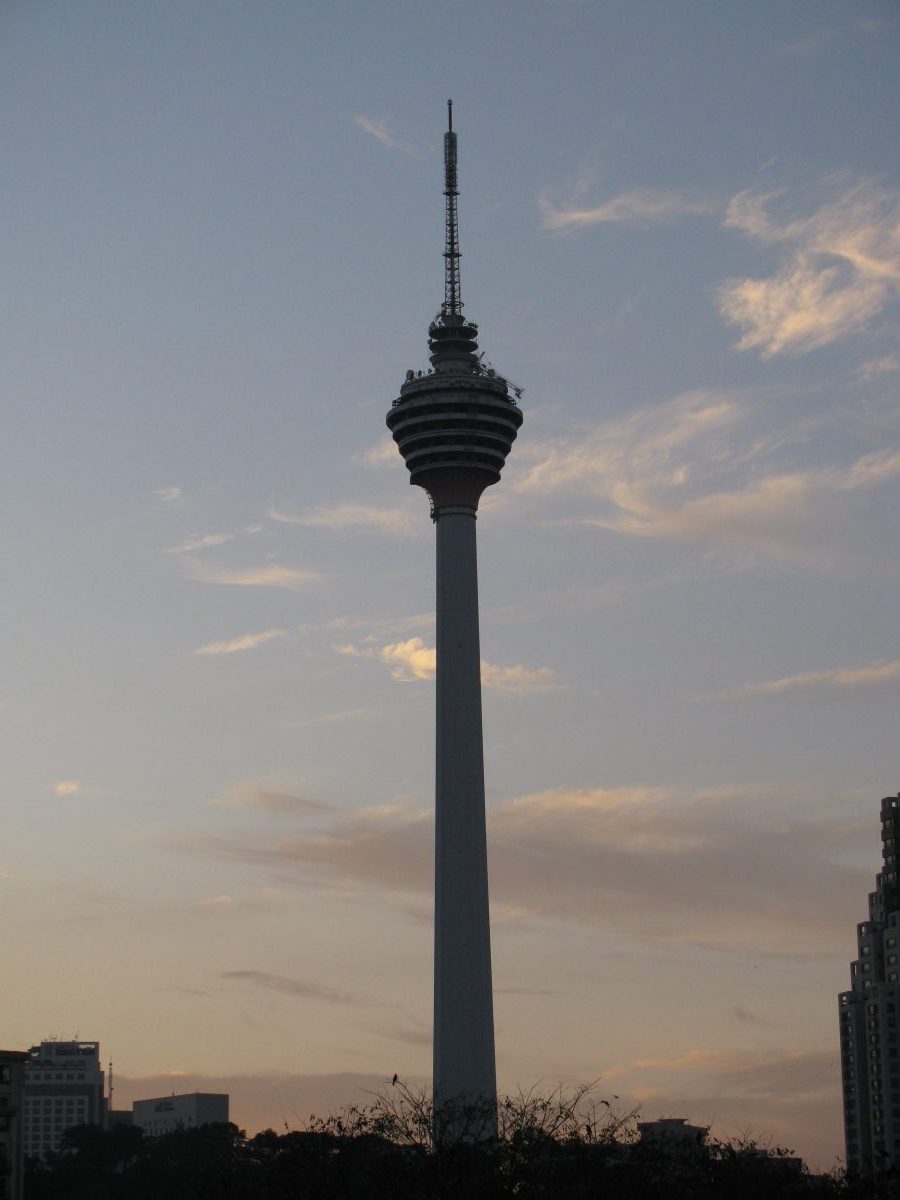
<box><xmin>386</xmin><ymin>102</ymin><xmax>523</xmax><ymax>1137</ymax></box>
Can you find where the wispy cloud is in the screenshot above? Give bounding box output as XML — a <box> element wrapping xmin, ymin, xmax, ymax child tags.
<box><xmin>354</xmin><ymin>437</ymin><xmax>400</xmax><ymax>469</ymax></box>
<box><xmin>182</xmin><ymin>784</ymin><xmax>868</xmax><ymax>956</ymax></box>
<box><xmin>268</xmin><ymin>503</ymin><xmax>416</xmax><ymax>538</ymax></box>
<box><xmin>724</xmin><ymin>657</ymin><xmax>900</xmax><ymax>699</ymax></box>
<box><xmin>337</xmin><ymin>636</ymin><xmax>559</xmax><ymax>694</ymax></box>
<box><xmin>719</xmin><ymin>179</ymin><xmax>900</xmax><ymax>357</ymax></box>
<box><xmin>733</xmin><ymin>1006</ymin><xmax>771</xmax><ymax>1026</ymax></box>
<box><xmin>153</xmin><ymin>486</ymin><xmax>184</xmax><ymax>503</ymax></box>
<box><xmin>222</xmin><ymin>970</ymin><xmax>373</xmax><ymax>1007</ymax></box>
<box><xmin>197</xmin><ymin>888</ymin><xmax>289</xmax><ymax>913</ymax></box>
<box><xmin>53</xmin><ymin>780</ymin><xmax>82</xmax><ymax>798</ymax></box>
<box><xmin>325</xmin><ymin>610</ymin><xmax>435</xmax><ymax>638</ymax></box>
<box><xmin>193</xmin><ymin>629</ymin><xmax>288</xmax><ymax>656</ymax></box>
<box><xmin>857</xmin><ymin>353</ymin><xmax>900</xmax><ymax>380</ymax></box>
<box><xmin>515</xmin><ymin>389</ymin><xmax>900</xmax><ymax>563</ymax></box>
<box><xmin>183</xmin><ymin>561</ymin><xmax>324</xmax><ymax>590</ymax></box>
<box><xmin>353</xmin><ymin>114</ymin><xmax>417</xmax><ymax>156</ymax></box>
<box><xmin>164</xmin><ymin>532</ymin><xmax>233</xmax><ymax>555</ymax></box>
<box><xmin>480</xmin><ymin>661</ymin><xmax>559</xmax><ymax>694</ymax></box>
<box><xmin>213</xmin><ymin>784</ymin><xmax>325</xmax><ymax>814</ymax></box>
<box><xmin>778</xmin><ymin>29</ymin><xmax>838</xmax><ymax>57</ymax></box>
<box><xmin>287</xmin><ymin>707</ymin><xmax>371</xmax><ymax>729</ymax></box>
<box><xmin>540</xmin><ymin>187</ymin><xmax>710</xmax><ymax>231</ymax></box>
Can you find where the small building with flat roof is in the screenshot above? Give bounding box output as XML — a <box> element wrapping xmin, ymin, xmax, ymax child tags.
<box><xmin>132</xmin><ymin>1093</ymin><xmax>229</xmax><ymax>1137</ymax></box>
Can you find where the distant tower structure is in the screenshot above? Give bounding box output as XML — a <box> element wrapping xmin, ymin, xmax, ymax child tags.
<box><xmin>840</xmin><ymin>792</ymin><xmax>900</xmax><ymax>1175</ymax></box>
<box><xmin>386</xmin><ymin>101</ymin><xmax>523</xmax><ymax>1138</ymax></box>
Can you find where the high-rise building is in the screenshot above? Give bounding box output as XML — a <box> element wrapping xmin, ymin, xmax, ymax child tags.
<box><xmin>23</xmin><ymin>1041</ymin><xmax>106</xmax><ymax>1159</ymax></box>
<box><xmin>840</xmin><ymin>793</ymin><xmax>900</xmax><ymax>1174</ymax></box>
<box><xmin>0</xmin><ymin>1050</ymin><xmax>27</xmax><ymax>1200</ymax></box>
<box><xmin>386</xmin><ymin>101</ymin><xmax>523</xmax><ymax>1138</ymax></box>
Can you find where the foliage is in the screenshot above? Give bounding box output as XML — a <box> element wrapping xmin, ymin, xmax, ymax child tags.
<box><xmin>21</xmin><ymin>1083</ymin><xmax>891</xmax><ymax>1199</ymax></box>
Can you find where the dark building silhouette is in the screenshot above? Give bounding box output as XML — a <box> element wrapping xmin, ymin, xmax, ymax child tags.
<box><xmin>0</xmin><ymin>1050</ymin><xmax>27</xmax><ymax>1200</ymax></box>
<box><xmin>840</xmin><ymin>793</ymin><xmax>900</xmax><ymax>1174</ymax></box>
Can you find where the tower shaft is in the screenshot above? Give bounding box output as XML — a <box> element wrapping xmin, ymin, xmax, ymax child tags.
<box><xmin>386</xmin><ymin>102</ymin><xmax>523</xmax><ymax>1142</ymax></box>
<box><xmin>433</xmin><ymin>508</ymin><xmax>496</xmax><ymax>1131</ymax></box>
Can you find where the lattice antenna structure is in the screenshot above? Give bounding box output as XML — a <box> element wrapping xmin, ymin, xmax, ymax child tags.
<box><xmin>442</xmin><ymin>98</ymin><xmax>462</xmax><ymax>318</ymax></box>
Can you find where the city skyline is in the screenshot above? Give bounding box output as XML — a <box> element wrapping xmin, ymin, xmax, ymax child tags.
<box><xmin>2</xmin><ymin>0</ymin><xmax>899</xmax><ymax>1171</ymax></box>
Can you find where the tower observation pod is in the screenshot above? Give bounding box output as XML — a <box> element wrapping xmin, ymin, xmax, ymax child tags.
<box><xmin>386</xmin><ymin>101</ymin><xmax>523</xmax><ymax>1142</ymax></box>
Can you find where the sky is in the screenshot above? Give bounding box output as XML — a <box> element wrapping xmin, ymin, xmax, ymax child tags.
<box><xmin>1</xmin><ymin>0</ymin><xmax>898</xmax><ymax>1170</ymax></box>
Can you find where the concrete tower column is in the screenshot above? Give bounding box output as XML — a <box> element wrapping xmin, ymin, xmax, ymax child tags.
<box><xmin>433</xmin><ymin>505</ymin><xmax>496</xmax><ymax>1131</ymax></box>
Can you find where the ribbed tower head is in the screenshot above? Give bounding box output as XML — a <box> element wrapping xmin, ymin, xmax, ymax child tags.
<box><xmin>387</xmin><ymin>101</ymin><xmax>523</xmax><ymax>514</ymax></box>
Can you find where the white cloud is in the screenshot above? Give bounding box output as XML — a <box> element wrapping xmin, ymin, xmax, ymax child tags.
<box><xmin>183</xmin><ymin>561</ymin><xmax>324</xmax><ymax>590</ymax></box>
<box><xmin>540</xmin><ymin>187</ymin><xmax>710</xmax><ymax>231</ymax></box>
<box><xmin>164</xmin><ymin>533</ymin><xmax>233</xmax><ymax>555</ymax></box>
<box><xmin>725</xmin><ymin>657</ymin><xmax>900</xmax><ymax>699</ymax></box>
<box><xmin>193</xmin><ymin>629</ymin><xmax>288</xmax><ymax>656</ymax></box>
<box><xmin>719</xmin><ymin>180</ymin><xmax>900</xmax><ymax>357</ymax></box>
<box><xmin>53</xmin><ymin>780</ymin><xmax>81</xmax><ymax>798</ymax></box>
<box><xmin>268</xmin><ymin>503</ymin><xmax>417</xmax><ymax>538</ymax></box>
<box><xmin>379</xmin><ymin>637</ymin><xmax>436</xmax><ymax>682</ymax></box>
<box><xmin>353</xmin><ymin>114</ymin><xmax>417</xmax><ymax>156</ymax></box>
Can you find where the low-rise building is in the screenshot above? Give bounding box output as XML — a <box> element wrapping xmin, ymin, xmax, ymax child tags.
<box><xmin>0</xmin><ymin>1051</ymin><xmax>27</xmax><ymax>1200</ymax></box>
<box><xmin>132</xmin><ymin>1093</ymin><xmax>229</xmax><ymax>1136</ymax></box>
<box><xmin>637</xmin><ymin>1117</ymin><xmax>709</xmax><ymax>1148</ymax></box>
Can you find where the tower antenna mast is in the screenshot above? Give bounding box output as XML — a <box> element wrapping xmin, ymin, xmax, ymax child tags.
<box><xmin>442</xmin><ymin>99</ymin><xmax>462</xmax><ymax>318</ymax></box>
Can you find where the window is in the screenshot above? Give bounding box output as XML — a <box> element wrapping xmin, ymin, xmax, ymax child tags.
<box><xmin>0</xmin><ymin>1068</ymin><xmax>9</xmax><ymax>1084</ymax></box>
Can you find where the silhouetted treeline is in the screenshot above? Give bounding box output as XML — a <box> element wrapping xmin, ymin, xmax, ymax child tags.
<box><xmin>21</xmin><ymin>1086</ymin><xmax>898</xmax><ymax>1199</ymax></box>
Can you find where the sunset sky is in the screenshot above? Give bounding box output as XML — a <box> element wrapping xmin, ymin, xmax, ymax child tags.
<box><xmin>2</xmin><ymin>0</ymin><xmax>899</xmax><ymax>1169</ymax></box>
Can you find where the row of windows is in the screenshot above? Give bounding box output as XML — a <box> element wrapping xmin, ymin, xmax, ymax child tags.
<box><xmin>25</xmin><ymin>1080</ymin><xmax>88</xmax><ymax>1089</ymax></box>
